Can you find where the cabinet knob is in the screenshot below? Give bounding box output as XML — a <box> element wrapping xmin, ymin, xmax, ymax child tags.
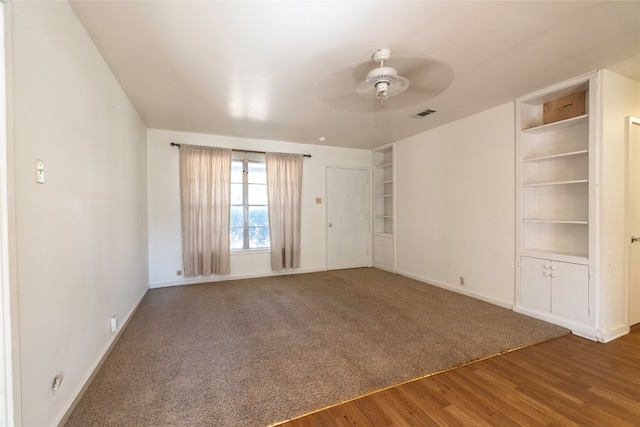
<box><xmin>328</xmin><ymin>223</ymin><xmax>333</xmax><ymax>227</ymax></box>
<box><xmin>544</xmin><ymin>272</ymin><xmax>551</xmax><ymax>277</ymax></box>
<box><xmin>632</xmin><ymin>236</ymin><xmax>639</xmax><ymax>243</ymax></box>
<box><xmin>544</xmin><ymin>264</ymin><xmax>552</xmax><ymax>269</ymax></box>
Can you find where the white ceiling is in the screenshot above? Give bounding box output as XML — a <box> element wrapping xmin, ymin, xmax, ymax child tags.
<box><xmin>69</xmin><ymin>1</ymin><xmax>640</xmax><ymax>150</ymax></box>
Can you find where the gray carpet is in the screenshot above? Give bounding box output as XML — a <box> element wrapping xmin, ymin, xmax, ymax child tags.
<box><xmin>65</xmin><ymin>268</ymin><xmax>568</xmax><ymax>426</ymax></box>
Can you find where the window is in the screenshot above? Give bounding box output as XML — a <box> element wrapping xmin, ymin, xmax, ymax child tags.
<box><xmin>230</xmin><ymin>159</ymin><xmax>270</xmax><ymax>250</ymax></box>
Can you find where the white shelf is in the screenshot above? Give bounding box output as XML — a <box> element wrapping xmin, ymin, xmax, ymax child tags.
<box><xmin>377</xmin><ymin>180</ymin><xmax>393</xmax><ymax>185</ymax></box>
<box><xmin>376</xmin><ymin>194</ymin><xmax>393</xmax><ymax>198</ymax></box>
<box><xmin>521</xmin><ymin>248</ymin><xmax>589</xmax><ymax>261</ymax></box>
<box><xmin>374</xmin><ymin>232</ymin><xmax>393</xmax><ymax>238</ymax></box>
<box><xmin>522</xmin><ymin>219</ymin><xmax>588</xmax><ymax>225</ymax></box>
<box><xmin>522</xmin><ymin>149</ymin><xmax>588</xmax><ymax>163</ymax></box>
<box><xmin>376</xmin><ymin>215</ymin><xmax>393</xmax><ymax>218</ymax></box>
<box><xmin>522</xmin><ymin>114</ymin><xmax>588</xmax><ymax>134</ymax></box>
<box><xmin>376</xmin><ymin>162</ymin><xmax>393</xmax><ymax>168</ymax></box>
<box><xmin>522</xmin><ymin>179</ymin><xmax>588</xmax><ymax>187</ymax></box>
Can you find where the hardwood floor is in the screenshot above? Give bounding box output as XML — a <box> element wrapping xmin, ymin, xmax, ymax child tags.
<box><xmin>279</xmin><ymin>326</ymin><xmax>640</xmax><ymax>426</ymax></box>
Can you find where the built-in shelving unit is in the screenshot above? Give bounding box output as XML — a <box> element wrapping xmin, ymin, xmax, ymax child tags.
<box><xmin>515</xmin><ymin>72</ymin><xmax>598</xmax><ymax>338</ymax></box>
<box><xmin>372</xmin><ymin>143</ymin><xmax>395</xmax><ymax>270</ymax></box>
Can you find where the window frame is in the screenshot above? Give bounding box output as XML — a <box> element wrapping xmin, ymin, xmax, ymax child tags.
<box><xmin>231</xmin><ymin>158</ymin><xmax>270</xmax><ymax>251</ymax></box>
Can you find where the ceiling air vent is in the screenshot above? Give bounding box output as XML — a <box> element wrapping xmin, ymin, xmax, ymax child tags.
<box><xmin>411</xmin><ymin>109</ymin><xmax>437</xmax><ymax>119</ymax></box>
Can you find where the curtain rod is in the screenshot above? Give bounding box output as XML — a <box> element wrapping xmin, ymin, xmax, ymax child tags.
<box><xmin>170</xmin><ymin>142</ymin><xmax>311</xmax><ymax>158</ymax></box>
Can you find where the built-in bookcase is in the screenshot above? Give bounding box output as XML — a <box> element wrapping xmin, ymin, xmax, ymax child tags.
<box><xmin>373</xmin><ymin>143</ymin><xmax>395</xmax><ymax>270</ymax></box>
<box><xmin>515</xmin><ymin>72</ymin><xmax>598</xmax><ymax>337</ymax></box>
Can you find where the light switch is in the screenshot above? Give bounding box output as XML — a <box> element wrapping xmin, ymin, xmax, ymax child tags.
<box><xmin>35</xmin><ymin>159</ymin><xmax>45</xmax><ymax>184</ymax></box>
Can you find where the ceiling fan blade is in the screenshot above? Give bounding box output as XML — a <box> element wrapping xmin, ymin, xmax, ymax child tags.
<box><xmin>392</xmin><ymin>54</ymin><xmax>455</xmax><ymax>96</ymax></box>
<box><xmin>320</xmin><ymin>92</ymin><xmax>379</xmax><ymax>113</ymax></box>
<box><xmin>318</xmin><ymin>52</ymin><xmax>454</xmax><ymax>112</ymax></box>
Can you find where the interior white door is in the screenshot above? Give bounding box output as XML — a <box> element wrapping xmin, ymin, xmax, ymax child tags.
<box><xmin>326</xmin><ymin>167</ymin><xmax>369</xmax><ymax>270</ymax></box>
<box><xmin>628</xmin><ymin>117</ymin><xmax>640</xmax><ymax>326</ymax></box>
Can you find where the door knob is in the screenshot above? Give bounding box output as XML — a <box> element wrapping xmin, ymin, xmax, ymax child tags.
<box><xmin>632</xmin><ymin>236</ymin><xmax>639</xmax><ymax>243</ymax></box>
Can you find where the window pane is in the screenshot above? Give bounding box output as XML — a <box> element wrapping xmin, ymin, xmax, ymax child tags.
<box><xmin>231</xmin><ymin>183</ymin><xmax>243</xmax><ymax>205</ymax></box>
<box><xmin>230</xmin><ymin>227</ymin><xmax>244</xmax><ymax>249</ymax></box>
<box><xmin>248</xmin><ymin>184</ymin><xmax>268</xmax><ymax>205</ymax></box>
<box><xmin>249</xmin><ymin>226</ymin><xmax>270</xmax><ymax>248</ymax></box>
<box><xmin>231</xmin><ymin>160</ymin><xmax>243</xmax><ymax>183</ymax></box>
<box><xmin>248</xmin><ymin>206</ymin><xmax>269</xmax><ymax>227</ymax></box>
<box><xmin>230</xmin><ymin>206</ymin><xmax>244</xmax><ymax>228</ymax></box>
<box><xmin>248</xmin><ymin>162</ymin><xmax>266</xmax><ymax>184</ymax></box>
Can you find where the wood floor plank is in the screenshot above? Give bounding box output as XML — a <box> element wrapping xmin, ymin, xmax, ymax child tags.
<box><xmin>279</xmin><ymin>327</ymin><xmax>640</xmax><ymax>426</ymax></box>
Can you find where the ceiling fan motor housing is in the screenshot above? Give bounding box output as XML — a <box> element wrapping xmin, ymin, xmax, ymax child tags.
<box><xmin>366</xmin><ymin>67</ymin><xmax>398</xmax><ymax>99</ymax></box>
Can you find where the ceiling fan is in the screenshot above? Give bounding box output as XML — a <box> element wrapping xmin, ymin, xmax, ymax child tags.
<box><xmin>318</xmin><ymin>48</ymin><xmax>454</xmax><ymax>113</ymax></box>
<box><xmin>356</xmin><ymin>49</ymin><xmax>410</xmax><ymax>108</ymax></box>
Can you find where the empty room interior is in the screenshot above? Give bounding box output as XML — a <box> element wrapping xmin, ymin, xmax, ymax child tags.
<box><xmin>1</xmin><ymin>1</ymin><xmax>640</xmax><ymax>426</ymax></box>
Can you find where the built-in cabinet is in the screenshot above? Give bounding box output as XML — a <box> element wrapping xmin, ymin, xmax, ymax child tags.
<box><xmin>515</xmin><ymin>72</ymin><xmax>597</xmax><ymax>337</ymax></box>
<box><xmin>520</xmin><ymin>257</ymin><xmax>589</xmax><ymax>323</ymax></box>
<box><xmin>373</xmin><ymin>143</ymin><xmax>395</xmax><ymax>270</ymax></box>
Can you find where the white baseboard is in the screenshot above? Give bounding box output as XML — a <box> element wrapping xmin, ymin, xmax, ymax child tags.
<box><xmin>372</xmin><ymin>264</ymin><xmax>395</xmax><ymax>273</ymax></box>
<box><xmin>513</xmin><ymin>305</ymin><xmax>598</xmax><ymax>341</ymax></box>
<box><xmin>150</xmin><ymin>267</ymin><xmax>326</xmax><ymax>289</ymax></box>
<box><xmin>395</xmin><ymin>270</ymin><xmax>513</xmax><ymax>310</ymax></box>
<box><xmin>55</xmin><ymin>288</ymin><xmax>149</xmax><ymax>427</ymax></box>
<box><xmin>597</xmin><ymin>324</ymin><xmax>630</xmax><ymax>343</ymax></box>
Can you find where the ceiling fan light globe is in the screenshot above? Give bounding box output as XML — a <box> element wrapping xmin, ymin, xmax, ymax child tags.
<box><xmin>375</xmin><ymin>81</ymin><xmax>390</xmax><ymax>99</ymax></box>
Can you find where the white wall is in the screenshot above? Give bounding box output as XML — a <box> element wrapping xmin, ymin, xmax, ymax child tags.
<box><xmin>395</xmin><ymin>103</ymin><xmax>516</xmax><ymax>308</ymax></box>
<box><xmin>598</xmin><ymin>70</ymin><xmax>640</xmax><ymax>335</ymax></box>
<box><xmin>147</xmin><ymin>128</ymin><xmax>371</xmax><ymax>287</ymax></box>
<box><xmin>10</xmin><ymin>3</ymin><xmax>148</xmax><ymax>425</ymax></box>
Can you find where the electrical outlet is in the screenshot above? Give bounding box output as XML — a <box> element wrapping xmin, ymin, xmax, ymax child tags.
<box><xmin>176</xmin><ymin>270</ymin><xmax>182</xmax><ymax>276</ymax></box>
<box><xmin>52</xmin><ymin>374</ymin><xmax>63</xmax><ymax>393</ymax></box>
<box><xmin>459</xmin><ymin>276</ymin><xmax>465</xmax><ymax>286</ymax></box>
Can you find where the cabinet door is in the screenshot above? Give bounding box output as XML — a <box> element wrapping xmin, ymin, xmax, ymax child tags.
<box><xmin>373</xmin><ymin>236</ymin><xmax>393</xmax><ymax>268</ymax></box>
<box><xmin>520</xmin><ymin>257</ymin><xmax>551</xmax><ymax>312</ymax></box>
<box><xmin>551</xmin><ymin>261</ymin><xmax>589</xmax><ymax>322</ymax></box>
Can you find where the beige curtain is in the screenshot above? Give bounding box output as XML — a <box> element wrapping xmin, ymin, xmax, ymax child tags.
<box><xmin>265</xmin><ymin>152</ymin><xmax>303</xmax><ymax>271</ymax></box>
<box><xmin>179</xmin><ymin>144</ymin><xmax>232</xmax><ymax>276</ymax></box>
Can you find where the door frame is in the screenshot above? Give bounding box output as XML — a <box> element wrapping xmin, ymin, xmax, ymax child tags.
<box><xmin>625</xmin><ymin>116</ymin><xmax>640</xmax><ymax>326</ymax></box>
<box><xmin>324</xmin><ymin>165</ymin><xmax>371</xmax><ymax>270</ymax></box>
<box><xmin>1</xmin><ymin>2</ymin><xmax>20</xmax><ymax>425</ymax></box>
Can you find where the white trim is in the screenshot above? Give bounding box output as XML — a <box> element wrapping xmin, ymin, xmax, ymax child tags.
<box><xmin>625</xmin><ymin>116</ymin><xmax>640</xmax><ymax>328</ymax></box>
<box><xmin>0</xmin><ymin>3</ymin><xmax>19</xmax><ymax>425</ymax></box>
<box><xmin>150</xmin><ymin>267</ymin><xmax>326</xmax><ymax>289</ymax></box>
<box><xmin>597</xmin><ymin>324</ymin><xmax>630</xmax><ymax>343</ymax></box>
<box><xmin>372</xmin><ymin>264</ymin><xmax>395</xmax><ymax>274</ymax></box>
<box><xmin>396</xmin><ymin>270</ymin><xmax>514</xmax><ymax>310</ymax></box>
<box><xmin>513</xmin><ymin>305</ymin><xmax>598</xmax><ymax>341</ymax></box>
<box><xmin>54</xmin><ymin>289</ymin><xmax>149</xmax><ymax>427</ymax></box>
